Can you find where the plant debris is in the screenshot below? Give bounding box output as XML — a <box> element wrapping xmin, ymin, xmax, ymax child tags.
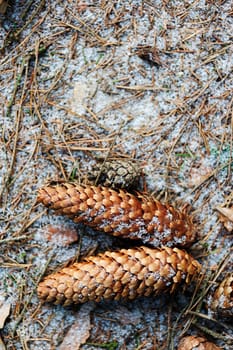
<box><xmin>42</xmin><ymin>224</ymin><xmax>79</xmax><ymax>246</ymax></box>
<box><xmin>0</xmin><ymin>0</ymin><xmax>7</xmax><ymax>14</ymax></box>
<box><xmin>134</xmin><ymin>45</ymin><xmax>164</xmax><ymax>66</ymax></box>
<box><xmin>216</xmin><ymin>206</ymin><xmax>233</xmax><ymax>232</ymax></box>
<box><xmin>0</xmin><ymin>1</ymin><xmax>232</xmax><ymax>349</ymax></box>
<box><xmin>58</xmin><ymin>304</ymin><xmax>94</xmax><ymax>350</ymax></box>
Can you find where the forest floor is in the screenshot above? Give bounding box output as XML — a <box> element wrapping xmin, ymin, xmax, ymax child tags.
<box><xmin>0</xmin><ymin>1</ymin><xmax>232</xmax><ymax>349</ymax></box>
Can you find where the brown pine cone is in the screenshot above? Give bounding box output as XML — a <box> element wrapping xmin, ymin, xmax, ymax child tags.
<box><xmin>37</xmin><ymin>183</ymin><xmax>195</xmax><ymax>248</ymax></box>
<box><xmin>178</xmin><ymin>335</ymin><xmax>222</xmax><ymax>350</ymax></box>
<box><xmin>210</xmin><ymin>274</ymin><xmax>233</xmax><ymax>318</ymax></box>
<box><xmin>37</xmin><ymin>246</ymin><xmax>201</xmax><ymax>306</ymax></box>
<box><xmin>86</xmin><ymin>159</ymin><xmax>140</xmax><ymax>189</ymax></box>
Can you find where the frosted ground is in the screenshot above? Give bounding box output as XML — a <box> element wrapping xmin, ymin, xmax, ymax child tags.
<box><xmin>0</xmin><ymin>1</ymin><xmax>232</xmax><ymax>349</ymax></box>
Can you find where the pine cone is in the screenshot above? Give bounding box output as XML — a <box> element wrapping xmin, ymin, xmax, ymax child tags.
<box><xmin>37</xmin><ymin>246</ymin><xmax>201</xmax><ymax>306</ymax></box>
<box><xmin>86</xmin><ymin>159</ymin><xmax>140</xmax><ymax>189</ymax></box>
<box><xmin>37</xmin><ymin>183</ymin><xmax>195</xmax><ymax>248</ymax></box>
<box><xmin>178</xmin><ymin>335</ymin><xmax>222</xmax><ymax>350</ymax></box>
<box><xmin>210</xmin><ymin>274</ymin><xmax>233</xmax><ymax>318</ymax></box>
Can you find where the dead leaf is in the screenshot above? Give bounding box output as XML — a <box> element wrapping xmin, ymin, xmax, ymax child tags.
<box><xmin>0</xmin><ymin>303</ymin><xmax>11</xmax><ymax>329</ymax></box>
<box><xmin>188</xmin><ymin>165</ymin><xmax>213</xmax><ymax>187</ymax></box>
<box><xmin>42</xmin><ymin>225</ymin><xmax>79</xmax><ymax>246</ymax></box>
<box><xmin>0</xmin><ymin>0</ymin><xmax>8</xmax><ymax>14</ymax></box>
<box><xmin>58</xmin><ymin>303</ymin><xmax>94</xmax><ymax>350</ymax></box>
<box><xmin>216</xmin><ymin>206</ymin><xmax>233</xmax><ymax>221</ymax></box>
<box><xmin>135</xmin><ymin>45</ymin><xmax>164</xmax><ymax>66</ymax></box>
<box><xmin>216</xmin><ymin>206</ymin><xmax>233</xmax><ymax>232</ymax></box>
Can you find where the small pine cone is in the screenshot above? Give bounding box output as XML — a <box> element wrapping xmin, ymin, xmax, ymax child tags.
<box><xmin>37</xmin><ymin>183</ymin><xmax>196</xmax><ymax>248</ymax></box>
<box><xmin>86</xmin><ymin>159</ymin><xmax>140</xmax><ymax>189</ymax></box>
<box><xmin>210</xmin><ymin>274</ymin><xmax>233</xmax><ymax>318</ymax></box>
<box><xmin>178</xmin><ymin>335</ymin><xmax>222</xmax><ymax>350</ymax></box>
<box><xmin>37</xmin><ymin>246</ymin><xmax>201</xmax><ymax>306</ymax></box>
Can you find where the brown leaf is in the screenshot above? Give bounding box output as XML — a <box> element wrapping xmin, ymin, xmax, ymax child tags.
<box><xmin>188</xmin><ymin>165</ymin><xmax>213</xmax><ymax>188</ymax></box>
<box><xmin>43</xmin><ymin>225</ymin><xmax>79</xmax><ymax>246</ymax></box>
<box><xmin>58</xmin><ymin>304</ymin><xmax>93</xmax><ymax>350</ymax></box>
<box><xmin>178</xmin><ymin>335</ymin><xmax>221</xmax><ymax>349</ymax></box>
<box><xmin>0</xmin><ymin>0</ymin><xmax>8</xmax><ymax>14</ymax></box>
<box><xmin>135</xmin><ymin>45</ymin><xmax>164</xmax><ymax>66</ymax></box>
<box><xmin>216</xmin><ymin>206</ymin><xmax>233</xmax><ymax>232</ymax></box>
<box><xmin>0</xmin><ymin>303</ymin><xmax>11</xmax><ymax>329</ymax></box>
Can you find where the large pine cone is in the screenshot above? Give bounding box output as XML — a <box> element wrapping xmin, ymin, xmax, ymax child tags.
<box><xmin>37</xmin><ymin>246</ymin><xmax>201</xmax><ymax>306</ymax></box>
<box><xmin>178</xmin><ymin>335</ymin><xmax>222</xmax><ymax>350</ymax></box>
<box><xmin>37</xmin><ymin>183</ymin><xmax>195</xmax><ymax>248</ymax></box>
